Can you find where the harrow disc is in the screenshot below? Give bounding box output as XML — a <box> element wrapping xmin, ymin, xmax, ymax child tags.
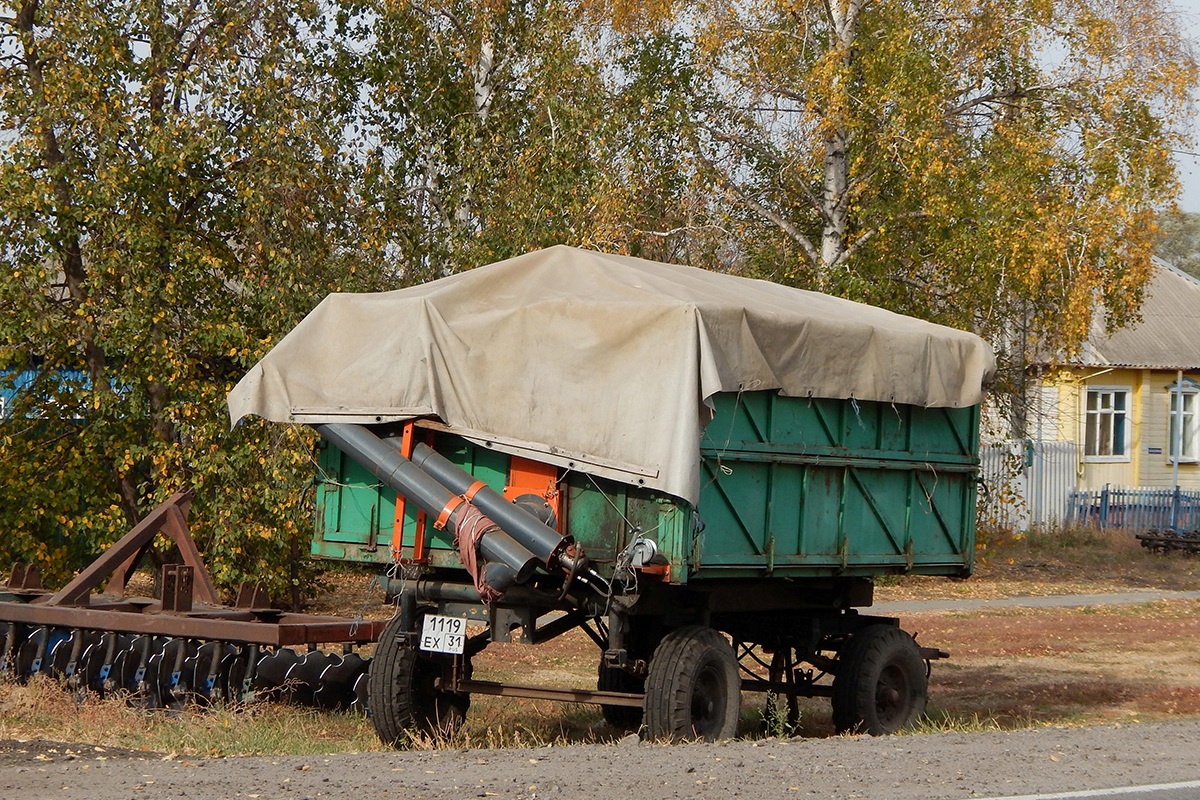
<box><xmin>253</xmin><ymin>647</ymin><xmax>301</xmax><ymax>701</ymax></box>
<box><xmin>15</xmin><ymin>626</ymin><xmax>69</xmax><ymax>680</ymax></box>
<box><xmin>51</xmin><ymin>629</ymin><xmax>101</xmax><ymax>692</ymax></box>
<box><xmin>85</xmin><ymin>632</ymin><xmax>133</xmax><ymax>695</ymax></box>
<box><xmin>0</xmin><ymin>624</ymin><xmax>375</xmax><ymax>716</ymax></box>
<box><xmin>179</xmin><ymin>641</ymin><xmax>231</xmax><ymax>705</ymax></box>
<box><xmin>285</xmin><ymin>650</ymin><xmax>341</xmax><ymax>707</ymax></box>
<box><xmin>314</xmin><ymin>652</ymin><xmax>370</xmax><ymax>711</ymax></box>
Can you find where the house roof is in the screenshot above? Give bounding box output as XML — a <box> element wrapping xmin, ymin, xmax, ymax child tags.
<box><xmin>1072</xmin><ymin>258</ymin><xmax>1200</xmax><ymax>371</ymax></box>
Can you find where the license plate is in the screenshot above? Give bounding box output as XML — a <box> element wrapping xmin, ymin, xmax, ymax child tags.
<box><xmin>419</xmin><ymin>614</ymin><xmax>466</xmax><ymax>655</ymax></box>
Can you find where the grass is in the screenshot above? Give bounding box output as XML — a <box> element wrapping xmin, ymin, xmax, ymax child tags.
<box><xmin>982</xmin><ymin>522</ymin><xmax>1146</xmax><ymax>565</ymax></box>
<box><xmin>401</xmin><ymin>699</ymin><xmax>620</xmax><ymax>750</ymax></box>
<box><xmin>910</xmin><ymin>709</ymin><xmax>1013</xmax><ymax>734</ymax></box>
<box><xmin>0</xmin><ymin>678</ymin><xmax>382</xmax><ymax>757</ymax></box>
<box><xmin>0</xmin><ymin>678</ymin><xmax>631</xmax><ymax>756</ymax></box>
<box><xmin>880</xmin><ymin>521</ymin><xmax>1200</xmax><ymax>602</ymax></box>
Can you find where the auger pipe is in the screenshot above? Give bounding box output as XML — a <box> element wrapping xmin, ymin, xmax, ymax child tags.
<box><xmin>409</xmin><ymin>442</ymin><xmax>610</xmax><ymax>596</ymax></box>
<box><xmin>410</xmin><ymin>441</ymin><xmax>569</xmax><ymax>566</ymax></box>
<box><xmin>314</xmin><ymin>424</ymin><xmax>539</xmax><ymax>589</ymax></box>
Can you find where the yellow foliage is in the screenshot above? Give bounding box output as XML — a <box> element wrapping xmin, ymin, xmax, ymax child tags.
<box><xmin>689</xmin><ymin>0</ymin><xmax>1194</xmax><ymax>370</ymax></box>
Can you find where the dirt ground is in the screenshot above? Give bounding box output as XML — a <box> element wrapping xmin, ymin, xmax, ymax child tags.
<box><xmin>5</xmin><ymin>531</ymin><xmax>1200</xmax><ymax>798</ymax></box>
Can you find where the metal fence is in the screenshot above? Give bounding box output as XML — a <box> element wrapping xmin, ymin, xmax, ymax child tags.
<box><xmin>1066</xmin><ymin>486</ymin><xmax>1200</xmax><ymax>532</ymax></box>
<box><xmin>980</xmin><ymin>440</ymin><xmax>1078</xmax><ymax>529</ymax></box>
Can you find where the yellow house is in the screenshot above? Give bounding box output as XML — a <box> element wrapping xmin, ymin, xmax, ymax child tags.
<box><xmin>1035</xmin><ymin>259</ymin><xmax>1200</xmax><ymax>493</ymax></box>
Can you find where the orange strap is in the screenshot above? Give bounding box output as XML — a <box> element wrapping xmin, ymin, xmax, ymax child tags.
<box><xmin>434</xmin><ymin>481</ymin><xmax>488</xmax><ymax>530</ymax></box>
<box><xmin>434</xmin><ymin>495</ymin><xmax>467</xmax><ymax>530</ymax></box>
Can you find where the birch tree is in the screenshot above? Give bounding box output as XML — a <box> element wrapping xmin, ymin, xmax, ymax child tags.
<box><xmin>1156</xmin><ymin>211</ymin><xmax>1200</xmax><ymax>279</ymax></box>
<box><xmin>340</xmin><ymin>0</ymin><xmax>620</xmax><ymax>277</ymax></box>
<box><xmin>687</xmin><ymin>0</ymin><xmax>1196</xmax><ymax>380</ymax></box>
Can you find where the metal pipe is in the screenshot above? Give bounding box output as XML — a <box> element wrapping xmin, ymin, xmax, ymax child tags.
<box><xmin>477</xmin><ymin>531</ymin><xmax>539</xmax><ymax>585</ymax></box>
<box><xmin>409</xmin><ymin>442</ymin><xmax>612</xmax><ymax>597</ymax></box>
<box><xmin>406</xmin><ymin>580</ymin><xmax>565</xmax><ymax>609</ymax></box>
<box><xmin>316</xmin><ymin>424</ymin><xmax>467</xmax><ymax>521</ymax></box>
<box><xmin>412</xmin><ymin>580</ymin><xmax>482</xmax><ymax>605</ymax></box>
<box><xmin>410</xmin><ymin>442</ymin><xmax>572</xmax><ymax>568</ymax></box>
<box><xmin>315</xmin><ymin>424</ymin><xmax>540</xmax><ymax>588</ymax></box>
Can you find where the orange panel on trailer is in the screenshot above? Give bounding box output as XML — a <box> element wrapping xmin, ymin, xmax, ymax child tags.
<box><xmin>504</xmin><ymin>457</ymin><xmax>563</xmax><ymax>533</ymax></box>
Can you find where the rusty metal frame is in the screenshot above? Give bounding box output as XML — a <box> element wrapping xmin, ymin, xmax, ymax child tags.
<box><xmin>0</xmin><ymin>601</ymin><xmax>382</xmax><ymax>646</ymax></box>
<box><xmin>48</xmin><ymin>490</ymin><xmax>218</xmax><ymax>607</ymax></box>
<box><xmin>0</xmin><ymin>491</ymin><xmax>386</xmax><ymax>647</ymax></box>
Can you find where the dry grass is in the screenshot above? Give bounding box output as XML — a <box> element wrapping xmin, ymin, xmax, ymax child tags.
<box><xmin>400</xmin><ymin>697</ymin><xmax>620</xmax><ymax>750</ymax></box>
<box><xmin>0</xmin><ymin>678</ymin><xmax>634</xmax><ymax>755</ymax></box>
<box><xmin>877</xmin><ymin>524</ymin><xmax>1200</xmax><ymax>601</ymax></box>
<box><xmin>0</xmin><ymin>678</ymin><xmax>383</xmax><ymax>757</ymax></box>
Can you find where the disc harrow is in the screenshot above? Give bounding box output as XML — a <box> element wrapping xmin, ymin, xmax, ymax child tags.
<box><xmin>0</xmin><ymin>624</ymin><xmax>372</xmax><ymax>711</ymax></box>
<box><xmin>0</xmin><ymin>491</ymin><xmax>383</xmax><ymax>713</ymax></box>
<box><xmin>1136</xmin><ymin>528</ymin><xmax>1200</xmax><ymax>554</ymax></box>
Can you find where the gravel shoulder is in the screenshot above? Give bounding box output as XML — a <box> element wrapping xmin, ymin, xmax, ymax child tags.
<box><xmin>5</xmin><ymin>720</ymin><xmax>1200</xmax><ymax>800</ymax></box>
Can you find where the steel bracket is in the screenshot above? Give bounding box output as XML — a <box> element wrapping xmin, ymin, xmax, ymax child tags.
<box><xmin>5</xmin><ymin>563</ymin><xmax>42</xmax><ymax>592</ymax></box>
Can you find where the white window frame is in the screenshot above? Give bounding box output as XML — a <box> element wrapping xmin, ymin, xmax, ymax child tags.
<box><xmin>1168</xmin><ymin>379</ymin><xmax>1200</xmax><ymax>464</ymax></box>
<box><xmin>1083</xmin><ymin>385</ymin><xmax>1131</xmax><ymax>462</ymax></box>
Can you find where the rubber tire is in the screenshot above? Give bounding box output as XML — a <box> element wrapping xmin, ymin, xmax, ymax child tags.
<box><xmin>643</xmin><ymin>625</ymin><xmax>740</xmax><ymax>742</ymax></box>
<box><xmin>831</xmin><ymin>625</ymin><xmax>927</xmax><ymax>735</ymax></box>
<box><xmin>367</xmin><ymin>611</ymin><xmax>469</xmax><ymax>747</ymax></box>
<box><xmin>597</xmin><ymin>661</ymin><xmax>645</xmax><ymax>730</ymax></box>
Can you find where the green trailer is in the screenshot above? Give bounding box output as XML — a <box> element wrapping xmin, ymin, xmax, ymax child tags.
<box><xmin>316</xmin><ymin>394</ymin><xmax>978</xmax><ymax>581</ymax></box>
<box><xmin>230</xmin><ymin>246</ymin><xmax>994</xmax><ymax>743</ymax></box>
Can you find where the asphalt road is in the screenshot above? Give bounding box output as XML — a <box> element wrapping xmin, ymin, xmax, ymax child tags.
<box><xmin>875</xmin><ymin>589</ymin><xmax>1200</xmax><ymax>615</ymax></box>
<box><xmin>973</xmin><ymin>781</ymin><xmax>1200</xmax><ymax>800</ymax></box>
<box><xmin>6</xmin><ymin>719</ymin><xmax>1200</xmax><ymax>800</ymax></box>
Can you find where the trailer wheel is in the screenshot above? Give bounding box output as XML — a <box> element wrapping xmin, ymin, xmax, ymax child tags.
<box><xmin>597</xmin><ymin>661</ymin><xmax>644</xmax><ymax>730</ymax></box>
<box><xmin>644</xmin><ymin>625</ymin><xmax>740</xmax><ymax>742</ymax></box>
<box><xmin>831</xmin><ymin>625</ymin><xmax>926</xmax><ymax>735</ymax></box>
<box><xmin>368</xmin><ymin>611</ymin><xmax>469</xmax><ymax>746</ymax></box>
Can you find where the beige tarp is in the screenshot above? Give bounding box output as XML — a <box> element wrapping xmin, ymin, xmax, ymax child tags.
<box><xmin>229</xmin><ymin>246</ymin><xmax>995</xmax><ymax>504</ymax></box>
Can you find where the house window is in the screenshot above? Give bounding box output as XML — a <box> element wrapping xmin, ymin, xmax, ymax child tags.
<box><xmin>1168</xmin><ymin>380</ymin><xmax>1199</xmax><ymax>463</ymax></box>
<box><xmin>1084</xmin><ymin>387</ymin><xmax>1130</xmax><ymax>460</ymax></box>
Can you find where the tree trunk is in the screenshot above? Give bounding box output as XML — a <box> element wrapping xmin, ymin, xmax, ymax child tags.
<box><xmin>454</xmin><ymin>32</ymin><xmax>497</xmax><ymax>230</ymax></box>
<box><xmin>818</xmin><ymin>1</ymin><xmax>863</xmax><ymax>286</ymax></box>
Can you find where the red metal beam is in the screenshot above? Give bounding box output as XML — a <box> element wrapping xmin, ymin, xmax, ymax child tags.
<box><xmin>0</xmin><ymin>601</ymin><xmax>386</xmax><ymax>646</ymax></box>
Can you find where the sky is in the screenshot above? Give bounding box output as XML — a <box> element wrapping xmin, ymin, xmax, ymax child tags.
<box><xmin>1173</xmin><ymin>1</ymin><xmax>1200</xmax><ymax>212</ymax></box>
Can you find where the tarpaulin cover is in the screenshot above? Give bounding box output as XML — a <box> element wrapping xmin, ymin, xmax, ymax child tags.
<box><xmin>229</xmin><ymin>246</ymin><xmax>995</xmax><ymax>504</ymax></box>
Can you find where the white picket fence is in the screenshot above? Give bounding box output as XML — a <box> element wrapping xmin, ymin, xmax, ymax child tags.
<box><xmin>979</xmin><ymin>440</ymin><xmax>1078</xmax><ymax>530</ymax></box>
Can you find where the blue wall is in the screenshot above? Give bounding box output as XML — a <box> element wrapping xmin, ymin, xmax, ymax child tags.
<box><xmin>0</xmin><ymin>369</ymin><xmax>89</xmax><ymax>418</ymax></box>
